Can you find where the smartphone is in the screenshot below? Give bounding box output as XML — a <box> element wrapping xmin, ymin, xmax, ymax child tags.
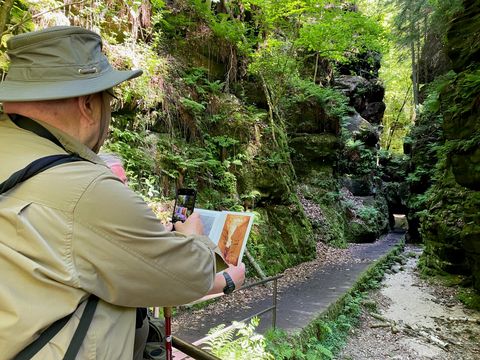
<box><xmin>172</xmin><ymin>188</ymin><xmax>197</xmax><ymax>223</ymax></box>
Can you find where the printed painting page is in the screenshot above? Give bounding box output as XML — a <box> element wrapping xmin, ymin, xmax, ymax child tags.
<box><xmin>216</xmin><ymin>212</ymin><xmax>254</xmax><ymax>266</ymax></box>
<box><xmin>194</xmin><ymin>208</ymin><xmax>224</xmax><ymax>242</ymax></box>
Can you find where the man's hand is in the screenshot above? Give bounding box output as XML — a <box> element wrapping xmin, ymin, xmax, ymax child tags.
<box><xmin>173</xmin><ymin>212</ymin><xmax>204</xmax><ymax>235</ymax></box>
<box><xmin>205</xmin><ymin>262</ymin><xmax>246</xmax><ymax>296</ymax></box>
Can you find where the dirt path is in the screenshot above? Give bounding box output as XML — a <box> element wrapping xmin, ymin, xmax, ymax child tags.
<box><xmin>339</xmin><ymin>245</ymin><xmax>480</xmax><ymax>360</ymax></box>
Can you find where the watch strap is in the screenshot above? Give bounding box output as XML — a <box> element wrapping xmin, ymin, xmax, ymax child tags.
<box><xmin>222</xmin><ymin>272</ymin><xmax>235</xmax><ymax>294</ymax></box>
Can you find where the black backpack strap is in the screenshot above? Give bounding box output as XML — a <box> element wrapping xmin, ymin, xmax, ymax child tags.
<box><xmin>0</xmin><ymin>154</ymin><xmax>84</xmax><ymax>195</ymax></box>
<box><xmin>0</xmin><ymin>146</ymin><xmax>98</xmax><ymax>359</ymax></box>
<box><xmin>63</xmin><ymin>296</ymin><xmax>99</xmax><ymax>360</ymax></box>
<box><xmin>13</xmin><ymin>296</ymin><xmax>99</xmax><ymax>360</ymax></box>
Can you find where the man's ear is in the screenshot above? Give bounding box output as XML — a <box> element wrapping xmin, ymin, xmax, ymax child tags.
<box><xmin>77</xmin><ymin>94</ymin><xmax>99</xmax><ymax>125</ymax></box>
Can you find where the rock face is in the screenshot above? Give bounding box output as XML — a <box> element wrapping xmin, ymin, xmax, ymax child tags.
<box><xmin>287</xmin><ymin>58</ymin><xmax>390</xmax><ymax>245</ymax></box>
<box><xmin>450</xmin><ymin>148</ymin><xmax>480</xmax><ymax>191</ymax></box>
<box><xmin>440</xmin><ymin>1</ymin><xmax>480</xmax><ymax>290</ymax></box>
<box><xmin>334</xmin><ymin>75</ymin><xmax>386</xmax><ymax>125</ymax></box>
<box><xmin>408</xmin><ymin>0</ymin><xmax>480</xmax><ymax>290</ymax></box>
<box><xmin>343</xmin><ymin>111</ymin><xmax>379</xmax><ymax>147</ymax></box>
<box><xmin>439</xmin><ymin>1</ymin><xmax>480</xmax><ymax>289</ymax></box>
<box><xmin>289</xmin><ymin>134</ymin><xmax>339</xmax><ymax>177</ymax></box>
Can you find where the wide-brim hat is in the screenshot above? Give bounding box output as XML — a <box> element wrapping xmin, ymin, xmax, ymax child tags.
<box><xmin>0</xmin><ymin>26</ymin><xmax>143</xmax><ymax>102</ymax></box>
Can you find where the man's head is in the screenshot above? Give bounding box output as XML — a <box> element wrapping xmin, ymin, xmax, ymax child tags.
<box><xmin>0</xmin><ymin>26</ymin><xmax>142</xmax><ymax>152</ymax></box>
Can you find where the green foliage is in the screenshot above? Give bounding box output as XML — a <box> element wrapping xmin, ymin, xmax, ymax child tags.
<box><xmin>378</xmin><ymin>46</ymin><xmax>413</xmax><ymax>153</ymax></box>
<box><xmin>288</xmin><ymin>78</ymin><xmax>350</xmax><ymax>120</ymax></box>
<box><xmin>203</xmin><ymin>317</ymin><xmax>274</xmax><ymax>360</ymax></box>
<box><xmin>183</xmin><ymin>67</ymin><xmax>224</xmax><ymax>95</ymax></box>
<box><xmin>180</xmin><ymin>97</ymin><xmax>206</xmax><ymax>115</ymax></box>
<box><xmin>296</xmin><ymin>8</ymin><xmax>386</xmax><ymax>63</ymax></box>
<box><xmin>104</xmin><ymin>123</ymin><xmax>159</xmax><ymax>197</ymax></box>
<box><xmin>457</xmin><ymin>288</ymin><xmax>480</xmax><ymax>311</ymax></box>
<box><xmin>186</xmin><ymin>0</ymin><xmax>251</xmax><ymax>55</ymax></box>
<box><xmin>107</xmin><ymin>40</ymin><xmax>168</xmax><ymax>113</ymax></box>
<box><xmin>265</xmin><ymin>293</ymin><xmax>364</xmax><ymax>359</ymax></box>
<box><xmin>339</xmin><ymin>138</ymin><xmax>377</xmax><ymax>177</ymax></box>
<box><xmin>155</xmin><ymin>134</ymin><xmax>244</xmax><ymax>205</ymax></box>
<box><xmin>248</xmin><ymin>37</ymin><xmax>300</xmax><ymax>113</ymax></box>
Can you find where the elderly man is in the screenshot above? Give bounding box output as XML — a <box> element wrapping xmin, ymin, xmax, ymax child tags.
<box><xmin>0</xmin><ymin>26</ymin><xmax>243</xmax><ymax>359</ymax></box>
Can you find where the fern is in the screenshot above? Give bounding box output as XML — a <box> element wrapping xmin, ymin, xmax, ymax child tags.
<box><xmin>202</xmin><ymin>318</ymin><xmax>274</xmax><ymax>359</ymax></box>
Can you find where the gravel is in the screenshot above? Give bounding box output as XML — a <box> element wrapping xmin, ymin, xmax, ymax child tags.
<box><xmin>339</xmin><ymin>245</ymin><xmax>480</xmax><ymax>360</ymax></box>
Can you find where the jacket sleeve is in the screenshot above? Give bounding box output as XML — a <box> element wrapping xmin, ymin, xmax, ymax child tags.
<box><xmin>72</xmin><ymin>172</ymin><xmax>226</xmax><ymax>307</ymax></box>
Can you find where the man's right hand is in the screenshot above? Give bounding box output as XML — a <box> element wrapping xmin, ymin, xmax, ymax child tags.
<box><xmin>173</xmin><ymin>212</ymin><xmax>204</xmax><ymax>235</ymax></box>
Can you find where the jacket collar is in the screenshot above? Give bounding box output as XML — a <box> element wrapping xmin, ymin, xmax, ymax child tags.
<box><xmin>2</xmin><ymin>113</ymin><xmax>104</xmax><ymax>165</ymax></box>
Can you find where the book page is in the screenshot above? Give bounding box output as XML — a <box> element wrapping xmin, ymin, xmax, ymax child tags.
<box><xmin>194</xmin><ymin>208</ymin><xmax>224</xmax><ymax>241</ymax></box>
<box><xmin>216</xmin><ymin>212</ymin><xmax>254</xmax><ymax>266</ymax></box>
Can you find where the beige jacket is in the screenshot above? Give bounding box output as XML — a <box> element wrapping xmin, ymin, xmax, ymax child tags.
<box><xmin>0</xmin><ymin>114</ymin><xmax>225</xmax><ymax>359</ymax></box>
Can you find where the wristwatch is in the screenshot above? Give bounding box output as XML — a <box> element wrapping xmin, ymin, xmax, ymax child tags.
<box><xmin>222</xmin><ymin>272</ymin><xmax>235</xmax><ymax>295</ymax></box>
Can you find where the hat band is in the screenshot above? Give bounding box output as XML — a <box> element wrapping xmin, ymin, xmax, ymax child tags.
<box><xmin>5</xmin><ymin>59</ymin><xmax>111</xmax><ymax>82</ymax></box>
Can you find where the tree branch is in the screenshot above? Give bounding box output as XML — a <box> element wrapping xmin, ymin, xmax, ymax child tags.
<box><xmin>1</xmin><ymin>0</ymin><xmax>88</xmax><ymax>37</ymax></box>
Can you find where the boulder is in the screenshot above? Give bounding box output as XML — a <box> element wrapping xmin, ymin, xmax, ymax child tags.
<box><xmin>286</xmin><ymin>100</ymin><xmax>340</xmax><ymax>135</ymax></box>
<box><xmin>360</xmin><ymin>101</ymin><xmax>386</xmax><ymax>125</ymax></box>
<box><xmin>289</xmin><ymin>133</ymin><xmax>339</xmax><ymax>177</ymax></box>
<box><xmin>334</xmin><ymin>75</ymin><xmax>370</xmax><ymax>98</ymax></box>
<box><xmin>344</xmin><ymin>112</ymin><xmax>379</xmax><ymax>147</ymax></box>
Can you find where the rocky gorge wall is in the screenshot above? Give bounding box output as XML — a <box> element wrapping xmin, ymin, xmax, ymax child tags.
<box><xmin>407</xmin><ymin>0</ymin><xmax>480</xmax><ymax>290</ymax></box>
<box><xmin>152</xmin><ymin>2</ymin><xmax>394</xmax><ymax>274</ymax></box>
<box><xmin>289</xmin><ymin>59</ymin><xmax>391</xmax><ymax>247</ymax></box>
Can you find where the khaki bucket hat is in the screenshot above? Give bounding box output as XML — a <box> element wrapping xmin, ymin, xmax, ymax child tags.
<box><xmin>0</xmin><ymin>26</ymin><xmax>143</xmax><ymax>101</ymax></box>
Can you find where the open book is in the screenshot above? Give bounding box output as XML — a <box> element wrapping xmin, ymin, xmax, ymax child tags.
<box><xmin>195</xmin><ymin>209</ymin><xmax>254</xmax><ymax>266</ymax></box>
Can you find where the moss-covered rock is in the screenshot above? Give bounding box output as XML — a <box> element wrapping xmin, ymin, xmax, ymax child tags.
<box><xmin>248</xmin><ymin>202</ymin><xmax>316</xmax><ymax>275</ymax></box>
<box><xmin>238</xmin><ymin>155</ymin><xmax>294</xmax><ymax>203</ymax></box>
<box><xmin>451</xmin><ymin>147</ymin><xmax>480</xmax><ymax>190</ymax></box>
<box><xmin>340</xmin><ymin>177</ymin><xmax>374</xmax><ymax>196</ymax></box>
<box><xmin>446</xmin><ymin>0</ymin><xmax>480</xmax><ymax>72</ymax></box>
<box><xmin>420</xmin><ymin>169</ymin><xmax>480</xmax><ymax>288</ymax></box>
<box><xmin>344</xmin><ymin>194</ymin><xmax>389</xmax><ymax>243</ymax></box>
<box><xmin>289</xmin><ymin>134</ymin><xmax>339</xmax><ymax>177</ymax></box>
<box><xmin>285</xmin><ymin>98</ymin><xmax>340</xmax><ymax>135</ymax></box>
<box><xmin>343</xmin><ymin>112</ymin><xmax>379</xmax><ymax>147</ymax></box>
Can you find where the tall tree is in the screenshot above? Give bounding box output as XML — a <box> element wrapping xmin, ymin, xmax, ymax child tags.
<box><xmin>391</xmin><ymin>0</ymin><xmax>431</xmax><ymax>107</ymax></box>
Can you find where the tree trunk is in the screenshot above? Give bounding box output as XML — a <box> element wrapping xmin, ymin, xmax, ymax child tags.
<box><xmin>260</xmin><ymin>73</ymin><xmax>277</xmax><ymax>144</ymax></box>
<box><xmin>0</xmin><ymin>0</ymin><xmax>15</xmax><ymax>36</ymax></box>
<box><xmin>313</xmin><ymin>52</ymin><xmax>319</xmax><ymax>84</ymax></box>
<box><xmin>410</xmin><ymin>40</ymin><xmax>419</xmax><ymax>106</ymax></box>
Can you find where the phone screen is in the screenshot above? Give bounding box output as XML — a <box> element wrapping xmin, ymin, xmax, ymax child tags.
<box><xmin>172</xmin><ymin>188</ymin><xmax>196</xmax><ymax>223</ymax></box>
